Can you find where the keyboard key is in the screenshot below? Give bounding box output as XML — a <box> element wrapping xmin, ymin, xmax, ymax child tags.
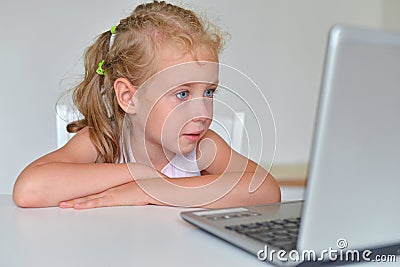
<box><xmin>224</xmin><ymin>217</ymin><xmax>300</xmax><ymax>251</ymax></box>
<box><xmin>247</xmin><ymin>233</ymin><xmax>276</xmax><ymax>243</ymax></box>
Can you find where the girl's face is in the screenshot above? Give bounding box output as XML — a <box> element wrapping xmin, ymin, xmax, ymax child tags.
<box><xmin>132</xmin><ymin>43</ymin><xmax>219</xmax><ymax>156</ymax></box>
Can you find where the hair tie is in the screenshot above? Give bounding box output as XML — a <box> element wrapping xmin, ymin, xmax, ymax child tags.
<box><xmin>97</xmin><ymin>26</ymin><xmax>117</xmax><ymax>76</ymax></box>
<box><xmin>110</xmin><ymin>25</ymin><xmax>117</xmax><ymax>34</ymax></box>
<box><xmin>109</xmin><ymin>25</ymin><xmax>117</xmax><ymax>49</ymax></box>
<box><xmin>96</xmin><ymin>60</ymin><xmax>106</xmax><ymax>76</ymax></box>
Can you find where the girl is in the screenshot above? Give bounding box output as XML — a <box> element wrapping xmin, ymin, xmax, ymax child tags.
<box><xmin>13</xmin><ymin>1</ymin><xmax>280</xmax><ymax>209</ymax></box>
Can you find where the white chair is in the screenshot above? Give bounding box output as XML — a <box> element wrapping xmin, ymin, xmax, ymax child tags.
<box><xmin>56</xmin><ymin>104</ymin><xmax>80</xmax><ymax>148</ymax></box>
<box><xmin>56</xmin><ymin>104</ymin><xmax>245</xmax><ymax>152</ymax></box>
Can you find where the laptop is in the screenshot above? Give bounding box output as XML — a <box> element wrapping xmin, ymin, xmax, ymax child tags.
<box><xmin>180</xmin><ymin>24</ymin><xmax>400</xmax><ymax>266</ymax></box>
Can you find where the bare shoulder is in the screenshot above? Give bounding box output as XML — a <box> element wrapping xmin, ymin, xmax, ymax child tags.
<box><xmin>62</xmin><ymin>127</ymin><xmax>98</xmax><ymax>160</ymax></box>
<box><xmin>197</xmin><ymin>129</ymin><xmax>230</xmax><ymax>155</ymax></box>
<box><xmin>196</xmin><ymin>129</ymin><xmax>234</xmax><ymax>173</ymax></box>
<box><xmin>33</xmin><ymin>127</ymin><xmax>98</xmax><ymax>165</ymax></box>
<box><xmin>197</xmin><ymin>129</ymin><xmax>259</xmax><ymax>174</ymax></box>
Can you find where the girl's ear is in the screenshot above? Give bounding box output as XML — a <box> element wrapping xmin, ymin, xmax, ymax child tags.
<box><xmin>114</xmin><ymin>78</ymin><xmax>137</xmax><ymax>114</ymax></box>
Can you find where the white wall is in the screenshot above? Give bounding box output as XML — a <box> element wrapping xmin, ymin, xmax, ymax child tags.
<box><xmin>1</xmin><ymin>0</ymin><xmax>399</xmax><ymax>194</ymax></box>
<box><xmin>382</xmin><ymin>0</ymin><xmax>400</xmax><ymax>29</ymax></box>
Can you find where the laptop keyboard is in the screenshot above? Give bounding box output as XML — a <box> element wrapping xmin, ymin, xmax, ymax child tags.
<box><xmin>225</xmin><ymin>217</ymin><xmax>300</xmax><ymax>251</ymax></box>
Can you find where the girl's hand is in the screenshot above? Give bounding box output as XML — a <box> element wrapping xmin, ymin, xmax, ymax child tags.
<box><xmin>59</xmin><ymin>182</ymin><xmax>151</xmax><ymax>209</ymax></box>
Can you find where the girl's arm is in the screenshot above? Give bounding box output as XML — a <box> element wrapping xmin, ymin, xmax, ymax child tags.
<box><xmin>143</xmin><ymin>129</ymin><xmax>281</xmax><ymax>208</ymax></box>
<box><xmin>60</xmin><ymin>130</ymin><xmax>281</xmax><ymax>209</ymax></box>
<box><xmin>13</xmin><ymin>127</ymin><xmax>153</xmax><ymax>208</ymax></box>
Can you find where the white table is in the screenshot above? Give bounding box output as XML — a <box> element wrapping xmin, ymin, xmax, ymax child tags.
<box><xmin>0</xmin><ymin>195</ymin><xmax>266</xmax><ymax>267</ymax></box>
<box><xmin>0</xmin><ymin>188</ymin><xmax>398</xmax><ymax>267</ymax></box>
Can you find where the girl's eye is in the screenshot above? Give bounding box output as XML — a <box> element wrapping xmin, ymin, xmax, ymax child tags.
<box><xmin>176</xmin><ymin>91</ymin><xmax>189</xmax><ymax>100</ymax></box>
<box><xmin>204</xmin><ymin>89</ymin><xmax>216</xmax><ymax>98</ymax></box>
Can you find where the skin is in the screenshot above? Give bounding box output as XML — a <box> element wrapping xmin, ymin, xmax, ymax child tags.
<box><xmin>13</xmin><ymin>43</ymin><xmax>281</xmax><ymax>209</ymax></box>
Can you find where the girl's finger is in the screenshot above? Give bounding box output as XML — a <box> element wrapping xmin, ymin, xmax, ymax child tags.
<box><xmin>59</xmin><ymin>198</ymin><xmax>88</xmax><ymax>208</ymax></box>
<box><xmin>59</xmin><ymin>194</ymin><xmax>102</xmax><ymax>208</ymax></box>
<box><xmin>59</xmin><ymin>201</ymin><xmax>74</xmax><ymax>208</ymax></box>
<box><xmin>73</xmin><ymin>196</ymin><xmax>110</xmax><ymax>210</ymax></box>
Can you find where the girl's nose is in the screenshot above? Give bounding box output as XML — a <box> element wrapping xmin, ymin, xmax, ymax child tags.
<box><xmin>190</xmin><ymin>97</ymin><xmax>213</xmax><ymax>122</ymax></box>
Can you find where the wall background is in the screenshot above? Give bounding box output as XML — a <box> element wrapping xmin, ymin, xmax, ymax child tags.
<box><xmin>1</xmin><ymin>0</ymin><xmax>400</xmax><ymax>193</ymax></box>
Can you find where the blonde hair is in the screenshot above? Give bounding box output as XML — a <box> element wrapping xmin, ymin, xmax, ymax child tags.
<box><xmin>67</xmin><ymin>0</ymin><xmax>225</xmax><ymax>163</ymax></box>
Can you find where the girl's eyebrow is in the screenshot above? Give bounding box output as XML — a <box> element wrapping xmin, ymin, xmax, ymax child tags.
<box><xmin>167</xmin><ymin>81</ymin><xmax>220</xmax><ymax>93</ymax></box>
<box><xmin>179</xmin><ymin>80</ymin><xmax>220</xmax><ymax>87</ymax></box>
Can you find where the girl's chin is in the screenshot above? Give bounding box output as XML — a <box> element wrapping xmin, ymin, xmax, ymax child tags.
<box><xmin>176</xmin><ymin>142</ymin><xmax>197</xmax><ymax>155</ymax></box>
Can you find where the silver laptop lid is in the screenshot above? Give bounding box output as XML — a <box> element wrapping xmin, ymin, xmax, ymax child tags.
<box><xmin>298</xmin><ymin>25</ymin><xmax>400</xmax><ymax>252</ymax></box>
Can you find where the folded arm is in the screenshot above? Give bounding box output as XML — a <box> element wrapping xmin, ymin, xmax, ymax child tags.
<box><xmin>13</xmin><ymin>128</ymin><xmax>152</xmax><ymax>207</ymax></box>
<box><xmin>57</xmin><ymin>130</ymin><xmax>281</xmax><ymax>209</ymax></box>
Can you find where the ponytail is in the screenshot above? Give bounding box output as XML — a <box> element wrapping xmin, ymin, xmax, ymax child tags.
<box><xmin>67</xmin><ymin>30</ymin><xmax>120</xmax><ymax>163</ymax></box>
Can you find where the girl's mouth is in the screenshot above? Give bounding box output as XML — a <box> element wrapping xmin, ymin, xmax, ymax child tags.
<box><xmin>182</xmin><ymin>130</ymin><xmax>203</xmax><ymax>142</ymax></box>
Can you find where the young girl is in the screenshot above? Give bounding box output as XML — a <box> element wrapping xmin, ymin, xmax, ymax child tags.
<box><xmin>13</xmin><ymin>1</ymin><xmax>280</xmax><ymax>209</ymax></box>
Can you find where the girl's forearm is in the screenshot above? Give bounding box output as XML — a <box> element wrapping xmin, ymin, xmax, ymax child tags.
<box><xmin>13</xmin><ymin>161</ymin><xmax>281</xmax><ymax>209</ymax></box>
<box><xmin>138</xmin><ymin>172</ymin><xmax>281</xmax><ymax>208</ymax></box>
<box><xmin>202</xmin><ymin>172</ymin><xmax>281</xmax><ymax>208</ymax></box>
<box><xmin>13</xmin><ymin>163</ymin><xmax>134</xmax><ymax>208</ymax></box>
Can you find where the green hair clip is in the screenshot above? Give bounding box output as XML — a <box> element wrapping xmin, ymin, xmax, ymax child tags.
<box><xmin>96</xmin><ymin>60</ymin><xmax>106</xmax><ymax>76</ymax></box>
<box><xmin>110</xmin><ymin>25</ymin><xmax>117</xmax><ymax>34</ymax></box>
<box><xmin>96</xmin><ymin>26</ymin><xmax>117</xmax><ymax>76</ymax></box>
